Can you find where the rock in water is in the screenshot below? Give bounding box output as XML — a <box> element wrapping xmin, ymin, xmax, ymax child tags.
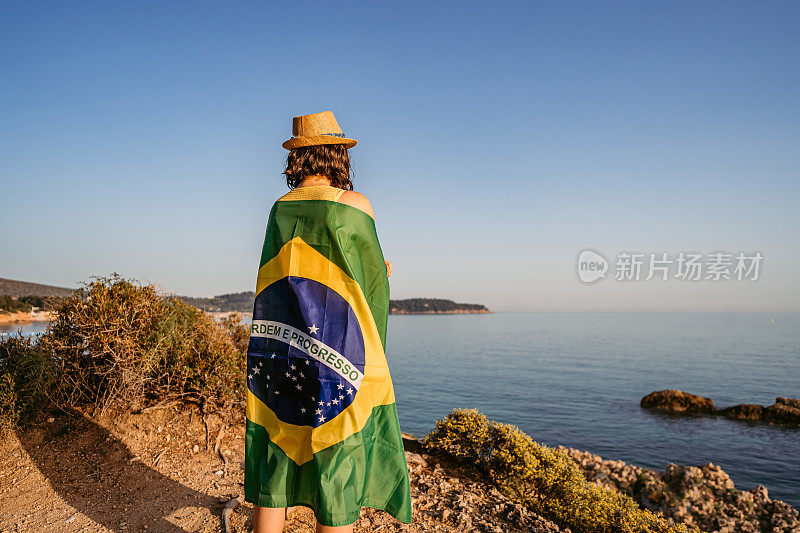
<box><xmin>721</xmin><ymin>397</ymin><xmax>800</xmax><ymax>426</ymax></box>
<box><xmin>767</xmin><ymin>397</ymin><xmax>800</xmax><ymax>425</ymax></box>
<box><xmin>719</xmin><ymin>403</ymin><xmax>763</xmax><ymax>421</ymax></box>
<box><xmin>642</xmin><ymin>390</ymin><xmax>800</xmax><ymax>427</ymax></box>
<box><xmin>640</xmin><ymin>389</ymin><xmax>716</xmax><ymax>414</ymax></box>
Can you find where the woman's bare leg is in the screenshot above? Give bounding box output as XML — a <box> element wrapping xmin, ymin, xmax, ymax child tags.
<box><xmin>315</xmin><ymin>521</ymin><xmax>355</xmax><ymax>533</ymax></box>
<box><xmin>253</xmin><ymin>505</ymin><xmax>285</xmax><ymax>533</ymax></box>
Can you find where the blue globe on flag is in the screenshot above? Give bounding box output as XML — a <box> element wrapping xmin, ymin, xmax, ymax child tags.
<box><xmin>247</xmin><ymin>276</ymin><xmax>366</xmax><ymax>428</ymax></box>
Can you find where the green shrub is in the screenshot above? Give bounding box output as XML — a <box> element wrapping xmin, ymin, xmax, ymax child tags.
<box><xmin>422</xmin><ymin>408</ymin><xmax>693</xmax><ymax>533</ymax></box>
<box><xmin>0</xmin><ymin>335</ymin><xmax>57</xmax><ymax>434</ymax></box>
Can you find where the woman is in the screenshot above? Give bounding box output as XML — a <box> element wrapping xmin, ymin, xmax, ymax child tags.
<box><xmin>245</xmin><ymin>111</ymin><xmax>412</xmax><ymax>533</ymax></box>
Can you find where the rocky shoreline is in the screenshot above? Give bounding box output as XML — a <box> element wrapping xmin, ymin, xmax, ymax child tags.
<box><xmin>641</xmin><ymin>389</ymin><xmax>800</xmax><ymax>428</ymax></box>
<box><xmin>559</xmin><ymin>446</ymin><xmax>799</xmax><ymax>533</ymax></box>
<box><xmin>400</xmin><ymin>432</ymin><xmax>800</xmax><ymax>533</ymax></box>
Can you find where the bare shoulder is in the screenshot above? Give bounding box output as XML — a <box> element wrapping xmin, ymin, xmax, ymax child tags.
<box><xmin>338</xmin><ymin>190</ymin><xmax>375</xmax><ymax>219</ymax></box>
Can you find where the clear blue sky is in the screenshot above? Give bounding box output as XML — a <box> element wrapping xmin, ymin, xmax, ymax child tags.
<box><xmin>2</xmin><ymin>1</ymin><xmax>798</xmax><ymax>311</ymax></box>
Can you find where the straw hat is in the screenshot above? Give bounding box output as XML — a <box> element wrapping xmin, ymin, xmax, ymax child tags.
<box><xmin>282</xmin><ymin>111</ymin><xmax>357</xmax><ymax>150</ymax></box>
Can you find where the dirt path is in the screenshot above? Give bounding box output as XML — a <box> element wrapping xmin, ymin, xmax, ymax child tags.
<box><xmin>1</xmin><ymin>405</ymin><xmax>553</xmax><ymax>533</ymax></box>
<box><xmin>1</xmin><ymin>406</ymin><xmax>241</xmax><ymax>532</ymax></box>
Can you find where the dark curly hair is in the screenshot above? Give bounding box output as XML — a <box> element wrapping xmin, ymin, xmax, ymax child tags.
<box><xmin>283</xmin><ymin>144</ymin><xmax>353</xmax><ymax>190</ymax></box>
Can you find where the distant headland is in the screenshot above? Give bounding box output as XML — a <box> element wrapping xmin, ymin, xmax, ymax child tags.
<box><xmin>181</xmin><ymin>293</ymin><xmax>492</xmax><ymax>315</ymax></box>
<box><xmin>388</xmin><ymin>297</ymin><xmax>491</xmax><ymax>315</ymax></box>
<box><xmin>180</xmin><ymin>293</ymin><xmax>491</xmax><ymax>315</ymax></box>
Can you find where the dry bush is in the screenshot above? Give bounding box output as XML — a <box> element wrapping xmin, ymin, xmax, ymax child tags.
<box><xmin>218</xmin><ymin>313</ymin><xmax>250</xmax><ymax>354</ymax></box>
<box><xmin>422</xmin><ymin>408</ymin><xmax>694</xmax><ymax>533</ymax></box>
<box><xmin>44</xmin><ymin>274</ymin><xmax>246</xmax><ymax>413</ymax></box>
<box><xmin>1</xmin><ymin>274</ymin><xmax>249</xmax><ymax>431</ymax></box>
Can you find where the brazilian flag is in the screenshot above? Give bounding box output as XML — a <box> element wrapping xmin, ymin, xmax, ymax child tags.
<box><xmin>244</xmin><ymin>195</ymin><xmax>413</xmax><ymax>527</ymax></box>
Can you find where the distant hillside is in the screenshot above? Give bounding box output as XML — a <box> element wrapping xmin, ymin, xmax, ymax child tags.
<box><xmin>389</xmin><ymin>298</ymin><xmax>491</xmax><ymax>315</ymax></box>
<box><xmin>0</xmin><ymin>278</ymin><xmax>76</xmax><ymax>314</ymax></box>
<box><xmin>176</xmin><ymin>293</ymin><xmax>490</xmax><ymax>315</ymax></box>
<box><xmin>0</xmin><ymin>278</ymin><xmax>75</xmax><ymax>298</ymax></box>
<box><xmin>0</xmin><ymin>278</ymin><xmax>253</xmax><ymax>314</ymax></box>
<box><xmin>177</xmin><ymin>292</ymin><xmax>255</xmax><ymax>313</ymax></box>
<box><xmin>0</xmin><ymin>279</ymin><xmax>490</xmax><ymax>316</ymax></box>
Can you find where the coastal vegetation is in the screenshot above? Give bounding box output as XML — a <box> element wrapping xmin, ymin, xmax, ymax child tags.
<box><xmin>0</xmin><ymin>335</ymin><xmax>54</xmax><ymax>434</ymax></box>
<box><xmin>422</xmin><ymin>408</ymin><xmax>692</xmax><ymax>533</ymax></box>
<box><xmin>0</xmin><ymin>295</ymin><xmax>50</xmax><ymax>315</ymax></box>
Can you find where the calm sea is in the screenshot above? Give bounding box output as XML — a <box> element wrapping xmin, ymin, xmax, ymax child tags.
<box><xmin>388</xmin><ymin>312</ymin><xmax>800</xmax><ymax>508</ymax></box>
<box><xmin>0</xmin><ymin>321</ymin><xmax>49</xmax><ymax>337</ymax></box>
<box><xmin>6</xmin><ymin>312</ymin><xmax>798</xmax><ymax>507</ymax></box>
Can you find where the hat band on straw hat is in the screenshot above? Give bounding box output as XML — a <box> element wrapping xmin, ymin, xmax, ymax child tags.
<box><xmin>292</xmin><ymin>132</ymin><xmax>345</xmax><ymax>138</ymax></box>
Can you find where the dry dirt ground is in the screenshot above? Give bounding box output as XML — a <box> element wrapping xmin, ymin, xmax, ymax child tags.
<box><xmin>0</xmin><ymin>405</ymin><xmax>550</xmax><ymax>533</ymax></box>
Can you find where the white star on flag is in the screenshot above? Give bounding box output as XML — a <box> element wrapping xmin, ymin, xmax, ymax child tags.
<box><xmin>316</xmin><ymin>408</ymin><xmax>322</xmax><ymax>415</ymax></box>
<box><xmin>305</xmin><ymin>359</ymin><xmax>310</xmax><ymax>365</ymax></box>
<box><xmin>337</xmin><ymin>383</ymin><xmax>344</xmax><ymax>390</ymax></box>
<box><xmin>290</xmin><ymin>364</ymin><xmax>296</xmax><ymax>370</ymax></box>
<box><xmin>308</xmin><ymin>324</ymin><xmax>319</xmax><ymax>334</ymax></box>
<box><xmin>347</xmin><ymin>388</ymin><xmax>353</xmax><ymax>395</ymax></box>
<box><xmin>291</xmin><ymin>375</ymin><xmax>297</xmax><ymax>381</ymax></box>
<box><xmin>295</xmin><ymin>384</ymin><xmax>302</xmax><ymax>390</ymax></box>
<box><xmin>285</xmin><ymin>372</ymin><xmax>291</xmax><ymax>377</ymax></box>
<box><xmin>253</xmin><ymin>367</ymin><xmax>260</xmax><ymax>375</ymax></box>
<box><xmin>318</xmin><ymin>400</ymin><xmax>324</xmax><ymax>406</ymax></box>
<box><xmin>275</xmin><ymin>390</ymin><xmax>280</xmax><ymax>395</ymax></box>
<box><xmin>301</xmin><ymin>407</ymin><xmax>306</xmax><ymax>412</ymax></box>
<box><xmin>248</xmin><ymin>374</ymin><xmax>253</xmax><ymax>380</ymax></box>
<box><xmin>332</xmin><ymin>398</ymin><xmax>339</xmax><ymax>405</ymax></box>
<box><xmin>318</xmin><ymin>415</ymin><xmax>325</xmax><ymax>422</ymax></box>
